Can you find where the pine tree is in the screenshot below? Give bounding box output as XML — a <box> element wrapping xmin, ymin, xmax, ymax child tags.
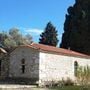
<box><xmin>60</xmin><ymin>0</ymin><xmax>90</xmax><ymax>55</ymax></box>
<box><xmin>39</xmin><ymin>22</ymin><xmax>58</xmax><ymax>46</ymax></box>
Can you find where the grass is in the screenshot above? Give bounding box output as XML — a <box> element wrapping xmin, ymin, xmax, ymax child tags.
<box><xmin>48</xmin><ymin>86</ymin><xmax>90</xmax><ymax>90</ymax></box>
<box><xmin>33</xmin><ymin>86</ymin><xmax>90</xmax><ymax>90</ymax></box>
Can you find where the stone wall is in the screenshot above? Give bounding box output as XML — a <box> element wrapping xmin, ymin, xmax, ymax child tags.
<box><xmin>0</xmin><ymin>53</ymin><xmax>9</xmax><ymax>78</ymax></box>
<box><xmin>9</xmin><ymin>47</ymin><xmax>39</xmax><ymax>81</ymax></box>
<box><xmin>9</xmin><ymin>46</ymin><xmax>90</xmax><ymax>86</ymax></box>
<box><xmin>39</xmin><ymin>52</ymin><xmax>90</xmax><ymax>85</ymax></box>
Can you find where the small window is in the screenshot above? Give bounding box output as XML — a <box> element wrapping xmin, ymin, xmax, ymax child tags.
<box><xmin>21</xmin><ymin>59</ymin><xmax>25</xmax><ymax>74</ymax></box>
<box><xmin>74</xmin><ymin>61</ymin><xmax>78</xmax><ymax>76</ymax></box>
<box><xmin>21</xmin><ymin>65</ymin><xmax>25</xmax><ymax>74</ymax></box>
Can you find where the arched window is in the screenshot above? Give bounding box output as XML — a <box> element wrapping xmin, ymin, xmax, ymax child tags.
<box><xmin>74</xmin><ymin>61</ymin><xmax>78</xmax><ymax>76</ymax></box>
<box><xmin>21</xmin><ymin>59</ymin><xmax>25</xmax><ymax>74</ymax></box>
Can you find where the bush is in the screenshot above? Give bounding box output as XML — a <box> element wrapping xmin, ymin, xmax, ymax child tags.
<box><xmin>76</xmin><ymin>65</ymin><xmax>90</xmax><ymax>86</ymax></box>
<box><xmin>58</xmin><ymin>78</ymin><xmax>74</xmax><ymax>86</ymax></box>
<box><xmin>43</xmin><ymin>78</ymin><xmax>74</xmax><ymax>88</ymax></box>
<box><xmin>76</xmin><ymin>65</ymin><xmax>90</xmax><ymax>90</ymax></box>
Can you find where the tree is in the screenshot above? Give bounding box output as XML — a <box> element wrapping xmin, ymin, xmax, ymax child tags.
<box><xmin>9</xmin><ymin>28</ymin><xmax>33</xmax><ymax>45</ymax></box>
<box><xmin>0</xmin><ymin>32</ymin><xmax>8</xmax><ymax>47</ymax></box>
<box><xmin>39</xmin><ymin>22</ymin><xmax>58</xmax><ymax>46</ymax></box>
<box><xmin>4</xmin><ymin>37</ymin><xmax>17</xmax><ymax>48</ymax></box>
<box><xmin>0</xmin><ymin>28</ymin><xmax>33</xmax><ymax>52</ymax></box>
<box><xmin>60</xmin><ymin>0</ymin><xmax>90</xmax><ymax>55</ymax></box>
<box><xmin>24</xmin><ymin>34</ymin><xmax>33</xmax><ymax>44</ymax></box>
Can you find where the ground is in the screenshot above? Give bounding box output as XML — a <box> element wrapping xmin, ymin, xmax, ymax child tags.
<box><xmin>0</xmin><ymin>85</ymin><xmax>90</xmax><ymax>90</ymax></box>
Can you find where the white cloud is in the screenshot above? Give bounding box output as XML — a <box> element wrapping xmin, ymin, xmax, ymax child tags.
<box><xmin>26</xmin><ymin>28</ymin><xmax>43</xmax><ymax>35</ymax></box>
<box><xmin>18</xmin><ymin>27</ymin><xmax>43</xmax><ymax>36</ymax></box>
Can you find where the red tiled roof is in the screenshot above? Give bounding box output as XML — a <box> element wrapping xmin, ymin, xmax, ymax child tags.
<box><xmin>20</xmin><ymin>43</ymin><xmax>90</xmax><ymax>58</ymax></box>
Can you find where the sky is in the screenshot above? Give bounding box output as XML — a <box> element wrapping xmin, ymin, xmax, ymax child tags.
<box><xmin>0</xmin><ymin>0</ymin><xmax>75</xmax><ymax>44</ymax></box>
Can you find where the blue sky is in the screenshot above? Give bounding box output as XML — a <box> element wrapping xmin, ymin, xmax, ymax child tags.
<box><xmin>0</xmin><ymin>0</ymin><xmax>75</xmax><ymax>44</ymax></box>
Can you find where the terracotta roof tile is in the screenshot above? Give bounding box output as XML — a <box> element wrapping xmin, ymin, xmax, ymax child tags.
<box><xmin>20</xmin><ymin>43</ymin><xmax>90</xmax><ymax>58</ymax></box>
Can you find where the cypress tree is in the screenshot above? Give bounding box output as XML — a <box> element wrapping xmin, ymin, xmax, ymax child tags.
<box><xmin>60</xmin><ymin>0</ymin><xmax>90</xmax><ymax>55</ymax></box>
<box><xmin>39</xmin><ymin>22</ymin><xmax>58</xmax><ymax>46</ymax></box>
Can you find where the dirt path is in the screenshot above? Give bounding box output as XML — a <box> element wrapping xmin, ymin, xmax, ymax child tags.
<box><xmin>0</xmin><ymin>85</ymin><xmax>50</xmax><ymax>90</ymax></box>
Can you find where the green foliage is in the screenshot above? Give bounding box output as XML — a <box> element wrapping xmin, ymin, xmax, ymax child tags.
<box><xmin>4</xmin><ymin>38</ymin><xmax>17</xmax><ymax>48</ymax></box>
<box><xmin>39</xmin><ymin>22</ymin><xmax>58</xmax><ymax>46</ymax></box>
<box><xmin>42</xmin><ymin>78</ymin><xmax>74</xmax><ymax>88</ymax></box>
<box><xmin>9</xmin><ymin>28</ymin><xmax>32</xmax><ymax>45</ymax></box>
<box><xmin>60</xmin><ymin>0</ymin><xmax>90</xmax><ymax>55</ymax></box>
<box><xmin>0</xmin><ymin>32</ymin><xmax>8</xmax><ymax>47</ymax></box>
<box><xmin>76</xmin><ymin>65</ymin><xmax>90</xmax><ymax>86</ymax></box>
<box><xmin>50</xmin><ymin>86</ymin><xmax>90</xmax><ymax>90</ymax></box>
<box><xmin>0</xmin><ymin>28</ymin><xmax>32</xmax><ymax>52</ymax></box>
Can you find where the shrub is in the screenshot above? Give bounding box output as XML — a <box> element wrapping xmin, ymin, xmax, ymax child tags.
<box><xmin>76</xmin><ymin>65</ymin><xmax>90</xmax><ymax>90</ymax></box>
<box><xmin>43</xmin><ymin>78</ymin><xmax>74</xmax><ymax>88</ymax></box>
<box><xmin>58</xmin><ymin>78</ymin><xmax>74</xmax><ymax>86</ymax></box>
<box><xmin>76</xmin><ymin>65</ymin><xmax>90</xmax><ymax>86</ymax></box>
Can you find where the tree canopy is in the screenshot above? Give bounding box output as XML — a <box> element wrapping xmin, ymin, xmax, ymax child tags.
<box><xmin>0</xmin><ymin>28</ymin><xmax>32</xmax><ymax>52</ymax></box>
<box><xmin>39</xmin><ymin>22</ymin><xmax>58</xmax><ymax>46</ymax></box>
<box><xmin>60</xmin><ymin>0</ymin><xmax>90</xmax><ymax>55</ymax></box>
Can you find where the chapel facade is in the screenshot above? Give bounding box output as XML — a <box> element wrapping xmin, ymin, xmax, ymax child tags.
<box><xmin>9</xmin><ymin>43</ymin><xmax>90</xmax><ymax>86</ymax></box>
